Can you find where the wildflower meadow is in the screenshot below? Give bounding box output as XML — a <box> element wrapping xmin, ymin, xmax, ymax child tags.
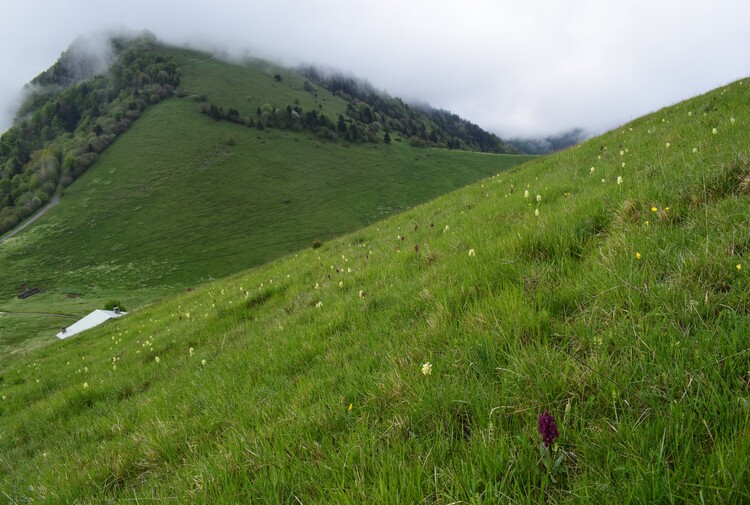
<box><xmin>1</xmin><ymin>79</ymin><xmax>749</xmax><ymax>503</ymax></box>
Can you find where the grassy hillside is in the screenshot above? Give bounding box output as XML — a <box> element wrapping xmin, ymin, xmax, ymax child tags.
<box><xmin>165</xmin><ymin>47</ymin><xmax>350</xmax><ymax>122</ymax></box>
<box><xmin>0</xmin><ymin>48</ymin><xmax>530</xmax><ymax>355</ymax></box>
<box><xmin>1</xmin><ymin>78</ymin><xmax>748</xmax><ymax>502</ymax></box>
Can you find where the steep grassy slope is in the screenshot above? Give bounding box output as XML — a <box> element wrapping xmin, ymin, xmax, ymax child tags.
<box><xmin>1</xmin><ymin>79</ymin><xmax>749</xmax><ymax>502</ymax></box>
<box><xmin>0</xmin><ymin>47</ymin><xmax>530</xmax><ymax>354</ymax></box>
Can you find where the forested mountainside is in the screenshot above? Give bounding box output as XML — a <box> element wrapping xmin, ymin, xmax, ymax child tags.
<box><xmin>0</xmin><ymin>32</ymin><xmax>178</xmax><ymax>234</ymax></box>
<box><xmin>299</xmin><ymin>66</ymin><xmax>517</xmax><ymax>153</ymax></box>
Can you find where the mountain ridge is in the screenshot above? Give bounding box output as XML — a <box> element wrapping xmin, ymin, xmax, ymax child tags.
<box><xmin>0</xmin><ymin>33</ymin><xmax>519</xmax><ymax>239</ymax></box>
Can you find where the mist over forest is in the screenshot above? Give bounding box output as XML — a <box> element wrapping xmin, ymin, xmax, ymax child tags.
<box><xmin>506</xmin><ymin>128</ymin><xmax>588</xmax><ymax>154</ymax></box>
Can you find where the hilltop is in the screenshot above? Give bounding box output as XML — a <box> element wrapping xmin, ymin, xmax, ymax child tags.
<box><xmin>0</xmin><ymin>33</ymin><xmax>516</xmax><ymax>239</ymax></box>
<box><xmin>0</xmin><ymin>66</ymin><xmax>747</xmax><ymax>503</ymax></box>
<box><xmin>0</xmin><ymin>35</ymin><xmax>529</xmax><ymax>353</ymax></box>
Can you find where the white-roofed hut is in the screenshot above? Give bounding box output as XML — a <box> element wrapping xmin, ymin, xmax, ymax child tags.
<box><xmin>56</xmin><ymin>308</ymin><xmax>126</xmax><ymax>339</ymax></box>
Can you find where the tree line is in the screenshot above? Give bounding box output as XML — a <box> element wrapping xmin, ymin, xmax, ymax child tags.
<box><xmin>197</xmin><ymin>69</ymin><xmax>518</xmax><ymax>153</ymax></box>
<box><xmin>199</xmin><ymin>100</ymin><xmax>387</xmax><ymax>144</ymax></box>
<box><xmin>298</xmin><ymin>67</ymin><xmax>518</xmax><ymax>154</ymax></box>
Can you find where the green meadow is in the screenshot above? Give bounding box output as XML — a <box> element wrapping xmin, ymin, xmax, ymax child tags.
<box><xmin>0</xmin><ymin>74</ymin><xmax>748</xmax><ymax>502</ymax></box>
<box><xmin>0</xmin><ymin>49</ymin><xmax>530</xmax><ymax>354</ymax></box>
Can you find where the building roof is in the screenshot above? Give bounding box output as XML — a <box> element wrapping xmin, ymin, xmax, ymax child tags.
<box><xmin>56</xmin><ymin>309</ymin><xmax>126</xmax><ymax>339</ymax></box>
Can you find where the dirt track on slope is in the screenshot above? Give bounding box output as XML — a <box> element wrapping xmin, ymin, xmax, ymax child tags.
<box><xmin>0</xmin><ymin>193</ymin><xmax>61</xmax><ymax>246</ymax></box>
<box><xmin>0</xmin><ymin>311</ymin><xmax>77</xmax><ymax>318</ymax></box>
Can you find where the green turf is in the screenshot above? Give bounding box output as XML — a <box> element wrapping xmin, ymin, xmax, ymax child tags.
<box><xmin>0</xmin><ymin>78</ymin><xmax>748</xmax><ymax>502</ymax></box>
<box><xmin>0</xmin><ymin>55</ymin><xmax>531</xmax><ymax>352</ymax></box>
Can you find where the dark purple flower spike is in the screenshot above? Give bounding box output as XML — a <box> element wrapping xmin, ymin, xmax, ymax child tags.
<box><xmin>539</xmin><ymin>410</ymin><xmax>559</xmax><ymax>447</ymax></box>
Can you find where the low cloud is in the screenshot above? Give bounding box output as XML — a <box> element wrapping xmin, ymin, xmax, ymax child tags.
<box><xmin>506</xmin><ymin>128</ymin><xmax>589</xmax><ymax>155</ymax></box>
<box><xmin>54</xmin><ymin>31</ymin><xmax>117</xmax><ymax>86</ymax></box>
<box><xmin>1</xmin><ymin>0</ymin><xmax>749</xmax><ymax>138</ymax></box>
<box><xmin>0</xmin><ymin>90</ymin><xmax>22</xmax><ymax>134</ymax></box>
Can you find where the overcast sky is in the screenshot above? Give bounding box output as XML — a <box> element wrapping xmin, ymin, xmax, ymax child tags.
<box><xmin>1</xmin><ymin>0</ymin><xmax>749</xmax><ymax>139</ymax></box>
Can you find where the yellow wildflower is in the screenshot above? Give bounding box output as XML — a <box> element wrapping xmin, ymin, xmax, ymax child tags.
<box><xmin>421</xmin><ymin>362</ymin><xmax>432</xmax><ymax>375</ymax></box>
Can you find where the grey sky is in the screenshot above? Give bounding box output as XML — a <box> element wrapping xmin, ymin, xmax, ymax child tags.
<box><xmin>1</xmin><ymin>0</ymin><xmax>749</xmax><ymax>138</ymax></box>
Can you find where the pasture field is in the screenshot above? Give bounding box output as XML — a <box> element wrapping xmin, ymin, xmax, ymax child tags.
<box><xmin>0</xmin><ymin>47</ymin><xmax>530</xmax><ymax>353</ymax></box>
<box><xmin>0</xmin><ymin>78</ymin><xmax>747</xmax><ymax>502</ymax></box>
